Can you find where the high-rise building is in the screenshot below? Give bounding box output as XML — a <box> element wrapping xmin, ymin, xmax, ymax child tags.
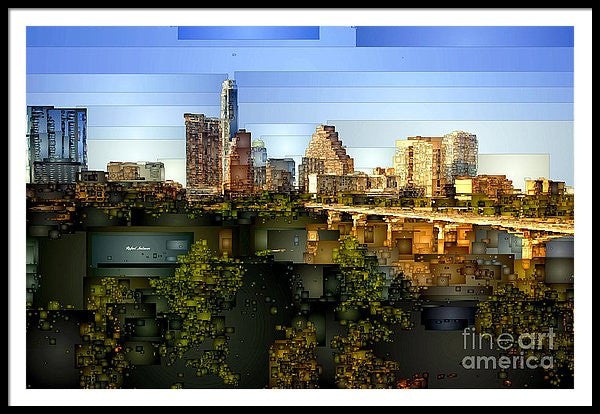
<box><xmin>410</xmin><ymin>136</ymin><xmax>446</xmax><ymax>196</ymax></box>
<box><xmin>251</xmin><ymin>139</ymin><xmax>268</xmax><ymax>191</ymax></box>
<box><xmin>184</xmin><ymin>113</ymin><xmax>222</xmax><ymax>193</ymax></box>
<box><xmin>441</xmin><ymin>131</ymin><xmax>478</xmax><ymax>183</ymax></box>
<box><xmin>393</xmin><ymin>136</ymin><xmax>447</xmax><ymax>197</ymax></box>
<box><xmin>393</xmin><ymin>133</ymin><xmax>477</xmax><ymax>197</ymax></box>
<box><xmin>226</xmin><ymin>129</ymin><xmax>254</xmax><ymax>196</ymax></box>
<box><xmin>27</xmin><ymin>106</ymin><xmax>87</xmax><ymax>184</ymax></box>
<box><xmin>393</xmin><ymin>139</ymin><xmax>434</xmax><ymax>197</ymax></box>
<box><xmin>266</xmin><ymin>158</ymin><xmax>296</xmax><ymax>193</ymax></box>
<box><xmin>220</xmin><ymin>80</ymin><xmax>239</xmax><ymax>192</ymax></box>
<box><xmin>299</xmin><ymin>125</ymin><xmax>354</xmax><ymax>192</ymax></box>
<box><xmin>454</xmin><ymin>174</ymin><xmax>514</xmax><ymax>200</ymax></box>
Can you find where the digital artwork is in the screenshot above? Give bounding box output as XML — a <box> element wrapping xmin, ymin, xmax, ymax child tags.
<box><xmin>24</xmin><ymin>24</ymin><xmax>576</xmax><ymax>391</ymax></box>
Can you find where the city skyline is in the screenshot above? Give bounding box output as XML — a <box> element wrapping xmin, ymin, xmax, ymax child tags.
<box><xmin>25</xmin><ymin>26</ymin><xmax>574</xmax><ymax>188</ymax></box>
<box><xmin>27</xmin><ymin>102</ymin><xmax>569</xmax><ymax>197</ymax></box>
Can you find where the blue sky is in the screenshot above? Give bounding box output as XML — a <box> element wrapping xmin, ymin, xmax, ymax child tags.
<box><xmin>26</xmin><ymin>26</ymin><xmax>574</xmax><ymax>187</ymax></box>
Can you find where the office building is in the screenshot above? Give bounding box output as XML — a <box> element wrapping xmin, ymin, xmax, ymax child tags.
<box><xmin>27</xmin><ymin>106</ymin><xmax>87</xmax><ymax>184</ymax></box>
<box><xmin>308</xmin><ymin>173</ymin><xmax>368</xmax><ymax>195</ymax></box>
<box><xmin>393</xmin><ymin>133</ymin><xmax>477</xmax><ymax>197</ymax></box>
<box><xmin>106</xmin><ymin>161</ymin><xmax>165</xmax><ymax>182</ymax></box>
<box><xmin>454</xmin><ymin>174</ymin><xmax>514</xmax><ymax>201</ymax></box>
<box><xmin>372</xmin><ymin>167</ymin><xmax>396</xmax><ymax>176</ymax></box>
<box><xmin>251</xmin><ymin>139</ymin><xmax>268</xmax><ymax>191</ymax></box>
<box><xmin>393</xmin><ymin>139</ymin><xmax>433</xmax><ymax>197</ymax></box>
<box><xmin>441</xmin><ymin>131</ymin><xmax>478</xmax><ymax>183</ymax></box>
<box><xmin>299</xmin><ymin>125</ymin><xmax>354</xmax><ymax>192</ymax></box>
<box><xmin>221</xmin><ymin>80</ymin><xmax>239</xmax><ymax>191</ymax></box>
<box><xmin>525</xmin><ymin>178</ymin><xmax>566</xmax><ymax>196</ymax></box>
<box><xmin>266</xmin><ymin>158</ymin><xmax>296</xmax><ymax>193</ymax></box>
<box><xmin>307</xmin><ymin>172</ymin><xmax>423</xmax><ymax>196</ymax></box>
<box><xmin>185</xmin><ymin>113</ymin><xmax>222</xmax><ymax>193</ymax></box>
<box><xmin>410</xmin><ymin>136</ymin><xmax>446</xmax><ymax>196</ymax></box>
<box><xmin>226</xmin><ymin>129</ymin><xmax>254</xmax><ymax>196</ymax></box>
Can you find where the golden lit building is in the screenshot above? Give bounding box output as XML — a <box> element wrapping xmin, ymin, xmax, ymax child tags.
<box><xmin>299</xmin><ymin>125</ymin><xmax>354</xmax><ymax>192</ymax></box>
<box><xmin>393</xmin><ymin>139</ymin><xmax>434</xmax><ymax>196</ymax></box>
<box><xmin>455</xmin><ymin>174</ymin><xmax>514</xmax><ymax>200</ymax></box>
<box><xmin>410</xmin><ymin>136</ymin><xmax>445</xmax><ymax>196</ymax></box>
<box><xmin>525</xmin><ymin>178</ymin><xmax>566</xmax><ymax>196</ymax></box>
<box><xmin>372</xmin><ymin>167</ymin><xmax>396</xmax><ymax>176</ymax></box>
<box><xmin>307</xmin><ymin>172</ymin><xmax>368</xmax><ymax>195</ymax></box>
<box><xmin>393</xmin><ymin>132</ymin><xmax>477</xmax><ymax>197</ymax></box>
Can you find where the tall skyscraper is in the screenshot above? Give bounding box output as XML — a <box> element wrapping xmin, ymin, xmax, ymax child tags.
<box><xmin>441</xmin><ymin>131</ymin><xmax>478</xmax><ymax>183</ymax></box>
<box><xmin>454</xmin><ymin>174</ymin><xmax>514</xmax><ymax>200</ymax></box>
<box><xmin>299</xmin><ymin>125</ymin><xmax>354</xmax><ymax>192</ymax></box>
<box><xmin>27</xmin><ymin>106</ymin><xmax>87</xmax><ymax>184</ymax></box>
<box><xmin>220</xmin><ymin>80</ymin><xmax>239</xmax><ymax>192</ymax></box>
<box><xmin>184</xmin><ymin>113</ymin><xmax>222</xmax><ymax>193</ymax></box>
<box><xmin>226</xmin><ymin>129</ymin><xmax>254</xmax><ymax>196</ymax></box>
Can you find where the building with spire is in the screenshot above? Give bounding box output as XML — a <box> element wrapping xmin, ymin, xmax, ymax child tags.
<box><xmin>220</xmin><ymin>79</ymin><xmax>239</xmax><ymax>193</ymax></box>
